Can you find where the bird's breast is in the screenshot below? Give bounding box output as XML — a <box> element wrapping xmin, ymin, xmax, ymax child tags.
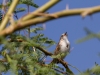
<box><xmin>59</xmin><ymin>40</ymin><xmax>69</xmax><ymax>53</ymax></box>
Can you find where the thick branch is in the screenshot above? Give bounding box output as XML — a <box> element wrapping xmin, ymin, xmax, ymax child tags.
<box><xmin>58</xmin><ymin>59</ymin><xmax>74</xmax><ymax>74</ymax></box>
<box><xmin>21</xmin><ymin>0</ymin><xmax>60</xmax><ymax>21</ymax></box>
<box><xmin>0</xmin><ymin>5</ymin><xmax>100</xmax><ymax>36</ymax></box>
<box><xmin>0</xmin><ymin>0</ymin><xmax>19</xmax><ymax>31</ymax></box>
<box><xmin>35</xmin><ymin>46</ymin><xmax>53</xmax><ymax>56</ymax></box>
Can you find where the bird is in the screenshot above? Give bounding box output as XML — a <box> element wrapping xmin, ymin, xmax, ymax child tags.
<box><xmin>50</xmin><ymin>32</ymin><xmax>70</xmax><ymax>64</ymax></box>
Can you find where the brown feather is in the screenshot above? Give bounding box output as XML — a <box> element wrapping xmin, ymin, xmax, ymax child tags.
<box><xmin>51</xmin><ymin>39</ymin><xmax>61</xmax><ymax>64</ymax></box>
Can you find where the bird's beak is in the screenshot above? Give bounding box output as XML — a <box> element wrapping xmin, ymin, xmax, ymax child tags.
<box><xmin>65</xmin><ymin>32</ymin><xmax>67</xmax><ymax>36</ymax></box>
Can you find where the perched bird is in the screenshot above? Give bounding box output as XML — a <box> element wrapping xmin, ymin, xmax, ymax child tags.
<box><xmin>50</xmin><ymin>32</ymin><xmax>70</xmax><ymax>64</ymax></box>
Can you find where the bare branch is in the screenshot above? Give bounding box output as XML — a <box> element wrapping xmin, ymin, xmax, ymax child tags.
<box><xmin>68</xmin><ymin>64</ymin><xmax>82</xmax><ymax>73</ymax></box>
<box><xmin>81</xmin><ymin>8</ymin><xmax>93</xmax><ymax>17</ymax></box>
<box><xmin>35</xmin><ymin>46</ymin><xmax>53</xmax><ymax>56</ymax></box>
<box><xmin>53</xmin><ymin>68</ymin><xmax>69</xmax><ymax>74</ymax></box>
<box><xmin>0</xmin><ymin>5</ymin><xmax>100</xmax><ymax>36</ymax></box>
<box><xmin>57</xmin><ymin>59</ymin><xmax>74</xmax><ymax>74</ymax></box>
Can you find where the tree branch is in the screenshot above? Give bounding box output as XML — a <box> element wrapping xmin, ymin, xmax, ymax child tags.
<box><xmin>21</xmin><ymin>0</ymin><xmax>60</xmax><ymax>21</ymax></box>
<box><xmin>57</xmin><ymin>59</ymin><xmax>74</xmax><ymax>74</ymax></box>
<box><xmin>53</xmin><ymin>68</ymin><xmax>69</xmax><ymax>74</ymax></box>
<box><xmin>35</xmin><ymin>46</ymin><xmax>53</xmax><ymax>56</ymax></box>
<box><xmin>0</xmin><ymin>0</ymin><xmax>19</xmax><ymax>31</ymax></box>
<box><xmin>0</xmin><ymin>5</ymin><xmax>100</xmax><ymax>36</ymax></box>
<box><xmin>68</xmin><ymin>64</ymin><xmax>81</xmax><ymax>73</ymax></box>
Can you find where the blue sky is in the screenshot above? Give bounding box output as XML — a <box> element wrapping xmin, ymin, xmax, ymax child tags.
<box><xmin>1</xmin><ymin>0</ymin><xmax>100</xmax><ymax>75</ymax></box>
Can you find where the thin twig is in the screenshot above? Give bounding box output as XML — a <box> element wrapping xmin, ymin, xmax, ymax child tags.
<box><xmin>68</xmin><ymin>64</ymin><xmax>82</xmax><ymax>73</ymax></box>
<box><xmin>54</xmin><ymin>68</ymin><xmax>69</xmax><ymax>74</ymax></box>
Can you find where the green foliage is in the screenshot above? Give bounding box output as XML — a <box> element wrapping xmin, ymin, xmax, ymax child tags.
<box><xmin>0</xmin><ymin>25</ymin><xmax>59</xmax><ymax>75</ymax></box>
<box><xmin>76</xmin><ymin>27</ymin><xmax>100</xmax><ymax>43</ymax></box>
<box><xmin>0</xmin><ymin>0</ymin><xmax>39</xmax><ymax>22</ymax></box>
<box><xmin>14</xmin><ymin>8</ymin><xmax>26</xmax><ymax>13</ymax></box>
<box><xmin>51</xmin><ymin>53</ymin><xmax>69</xmax><ymax>59</ymax></box>
<box><xmin>30</xmin><ymin>27</ymin><xmax>44</xmax><ymax>33</ymax></box>
<box><xmin>0</xmin><ymin>62</ymin><xmax>6</xmax><ymax>72</ymax></box>
<box><xmin>30</xmin><ymin>27</ymin><xmax>56</xmax><ymax>47</ymax></box>
<box><xmin>19</xmin><ymin>0</ymin><xmax>39</xmax><ymax>8</ymax></box>
<box><xmin>92</xmin><ymin>66</ymin><xmax>100</xmax><ymax>74</ymax></box>
<box><xmin>80</xmin><ymin>65</ymin><xmax>100</xmax><ymax>75</ymax></box>
<box><xmin>0</xmin><ymin>0</ymin><xmax>39</xmax><ymax>8</ymax></box>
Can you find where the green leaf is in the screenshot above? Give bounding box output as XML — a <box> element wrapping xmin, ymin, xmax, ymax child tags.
<box><xmin>76</xmin><ymin>27</ymin><xmax>100</xmax><ymax>43</ymax></box>
<box><xmin>30</xmin><ymin>27</ymin><xmax>43</xmax><ymax>33</ymax></box>
<box><xmin>6</xmin><ymin>54</ymin><xmax>12</xmax><ymax>63</ymax></box>
<box><xmin>91</xmin><ymin>66</ymin><xmax>100</xmax><ymax>73</ymax></box>
<box><xmin>14</xmin><ymin>8</ymin><xmax>26</xmax><ymax>13</ymax></box>
<box><xmin>10</xmin><ymin>60</ymin><xmax>18</xmax><ymax>75</ymax></box>
<box><xmin>11</xmin><ymin>54</ymin><xmax>28</xmax><ymax>59</ymax></box>
<box><xmin>28</xmin><ymin>65</ymin><xmax>34</xmax><ymax>75</ymax></box>
<box><xmin>19</xmin><ymin>0</ymin><xmax>39</xmax><ymax>8</ymax></box>
<box><xmin>0</xmin><ymin>62</ymin><xmax>6</xmax><ymax>72</ymax></box>
<box><xmin>76</xmin><ymin>33</ymin><xmax>100</xmax><ymax>43</ymax></box>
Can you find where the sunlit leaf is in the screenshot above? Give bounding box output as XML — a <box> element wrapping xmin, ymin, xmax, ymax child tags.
<box><xmin>91</xmin><ymin>66</ymin><xmax>100</xmax><ymax>74</ymax></box>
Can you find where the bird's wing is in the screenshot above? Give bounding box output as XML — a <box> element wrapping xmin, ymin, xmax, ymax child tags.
<box><xmin>67</xmin><ymin>43</ymin><xmax>70</xmax><ymax>52</ymax></box>
<box><xmin>54</xmin><ymin>42</ymin><xmax>61</xmax><ymax>55</ymax></box>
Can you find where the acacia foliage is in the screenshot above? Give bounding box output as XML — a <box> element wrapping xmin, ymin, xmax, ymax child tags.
<box><xmin>0</xmin><ymin>0</ymin><xmax>100</xmax><ymax>75</ymax></box>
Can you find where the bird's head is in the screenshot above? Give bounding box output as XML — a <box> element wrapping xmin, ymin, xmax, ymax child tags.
<box><xmin>60</xmin><ymin>32</ymin><xmax>68</xmax><ymax>40</ymax></box>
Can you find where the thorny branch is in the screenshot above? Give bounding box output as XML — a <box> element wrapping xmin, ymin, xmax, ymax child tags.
<box><xmin>0</xmin><ymin>5</ymin><xmax>100</xmax><ymax>36</ymax></box>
